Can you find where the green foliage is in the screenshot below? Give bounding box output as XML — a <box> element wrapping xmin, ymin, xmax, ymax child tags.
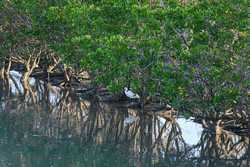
<box><xmin>4</xmin><ymin>0</ymin><xmax>250</xmax><ymax>113</ymax></box>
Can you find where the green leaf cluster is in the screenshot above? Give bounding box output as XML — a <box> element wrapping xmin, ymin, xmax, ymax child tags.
<box><xmin>4</xmin><ymin>0</ymin><xmax>250</xmax><ymax>113</ymax></box>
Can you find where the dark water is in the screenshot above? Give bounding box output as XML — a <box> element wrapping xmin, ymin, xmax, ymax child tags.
<box><xmin>0</xmin><ymin>71</ymin><xmax>249</xmax><ymax>167</ymax></box>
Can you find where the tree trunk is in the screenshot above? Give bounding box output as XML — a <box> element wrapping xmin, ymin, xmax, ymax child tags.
<box><xmin>22</xmin><ymin>71</ymin><xmax>30</xmax><ymax>94</ymax></box>
<box><xmin>0</xmin><ymin>67</ymin><xmax>5</xmax><ymax>79</ymax></box>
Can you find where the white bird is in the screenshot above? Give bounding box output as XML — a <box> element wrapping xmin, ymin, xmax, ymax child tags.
<box><xmin>124</xmin><ymin>115</ymin><xmax>139</xmax><ymax>125</ymax></box>
<box><xmin>124</xmin><ymin>87</ymin><xmax>140</xmax><ymax>99</ymax></box>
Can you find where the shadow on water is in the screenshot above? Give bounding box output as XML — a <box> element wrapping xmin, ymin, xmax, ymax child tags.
<box><xmin>0</xmin><ymin>71</ymin><xmax>249</xmax><ymax>167</ymax></box>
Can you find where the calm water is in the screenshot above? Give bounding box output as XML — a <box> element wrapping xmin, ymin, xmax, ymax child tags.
<box><xmin>0</xmin><ymin>71</ymin><xmax>249</xmax><ymax>167</ymax></box>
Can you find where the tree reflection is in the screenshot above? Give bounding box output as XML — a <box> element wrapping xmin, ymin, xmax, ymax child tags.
<box><xmin>0</xmin><ymin>73</ymin><xmax>249</xmax><ymax>167</ymax></box>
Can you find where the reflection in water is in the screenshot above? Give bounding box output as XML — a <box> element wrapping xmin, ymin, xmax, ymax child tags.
<box><xmin>0</xmin><ymin>71</ymin><xmax>249</xmax><ymax>167</ymax></box>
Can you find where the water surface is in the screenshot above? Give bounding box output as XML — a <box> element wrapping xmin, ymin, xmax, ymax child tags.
<box><xmin>0</xmin><ymin>71</ymin><xmax>249</xmax><ymax>167</ymax></box>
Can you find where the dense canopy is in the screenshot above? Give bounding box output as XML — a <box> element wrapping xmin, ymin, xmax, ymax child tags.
<box><xmin>0</xmin><ymin>0</ymin><xmax>249</xmax><ymax>115</ymax></box>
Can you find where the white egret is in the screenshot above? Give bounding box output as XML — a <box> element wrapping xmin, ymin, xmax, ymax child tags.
<box><xmin>124</xmin><ymin>87</ymin><xmax>140</xmax><ymax>99</ymax></box>
<box><xmin>124</xmin><ymin>115</ymin><xmax>139</xmax><ymax>125</ymax></box>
